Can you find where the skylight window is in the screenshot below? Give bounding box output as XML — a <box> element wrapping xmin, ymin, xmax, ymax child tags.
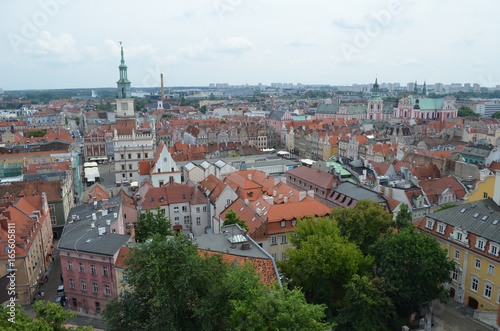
<box><xmin>494</xmin><ymin>220</ymin><xmax>499</xmax><ymax>225</ymax></box>
<box><xmin>473</xmin><ymin>213</ymin><xmax>479</xmax><ymax>218</ymax></box>
<box><xmin>240</xmin><ymin>207</ymin><xmax>244</xmax><ymax>211</ymax></box>
<box><xmin>482</xmin><ymin>216</ymin><xmax>488</xmax><ymax>221</ymax></box>
<box><xmin>256</xmin><ymin>202</ymin><xmax>260</xmax><ymax>206</ymax></box>
<box><xmin>264</xmin><ymin>211</ymin><xmax>268</xmax><ymax>215</ymax></box>
<box><xmin>460</xmin><ymin>208</ymin><xmax>466</xmax><ymax>213</ymax></box>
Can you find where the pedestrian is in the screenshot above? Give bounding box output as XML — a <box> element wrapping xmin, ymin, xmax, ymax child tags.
<box><xmin>45</xmin><ymin>275</ymin><xmax>48</xmax><ymax>282</ymax></box>
<box><xmin>41</xmin><ymin>291</ymin><xmax>44</xmax><ymax>300</ymax></box>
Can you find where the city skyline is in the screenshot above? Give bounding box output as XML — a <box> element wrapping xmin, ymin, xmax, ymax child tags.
<box><xmin>2</xmin><ymin>0</ymin><xmax>500</xmax><ymax>90</ymax></box>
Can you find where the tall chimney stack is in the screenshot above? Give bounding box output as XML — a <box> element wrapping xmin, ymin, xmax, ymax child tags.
<box><xmin>161</xmin><ymin>73</ymin><xmax>165</xmax><ymax>101</ymax></box>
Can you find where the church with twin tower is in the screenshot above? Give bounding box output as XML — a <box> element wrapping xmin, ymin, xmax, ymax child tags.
<box><xmin>114</xmin><ymin>43</ymin><xmax>155</xmax><ymax>185</ymax></box>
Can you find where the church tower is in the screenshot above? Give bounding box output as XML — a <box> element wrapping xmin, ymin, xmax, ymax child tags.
<box><xmin>367</xmin><ymin>78</ymin><xmax>384</xmax><ymax>121</ymax></box>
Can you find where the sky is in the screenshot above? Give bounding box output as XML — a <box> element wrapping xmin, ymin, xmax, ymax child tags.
<box><xmin>1</xmin><ymin>0</ymin><xmax>500</xmax><ymax>90</ymax></box>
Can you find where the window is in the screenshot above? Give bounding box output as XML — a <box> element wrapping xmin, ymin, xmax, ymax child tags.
<box><xmin>292</xmin><ymin>219</ymin><xmax>297</xmax><ymax>226</ymax></box>
<box><xmin>475</xmin><ymin>258</ymin><xmax>481</xmax><ymax>269</ymax></box>
<box><xmin>49</xmin><ymin>204</ymin><xmax>56</xmax><ymax>213</ymax></box>
<box><xmin>93</xmin><ymin>282</ymin><xmax>98</xmax><ymax>294</ymax></box>
<box><xmin>281</xmin><ymin>252</ymin><xmax>286</xmax><ymax>260</ymax></box>
<box><xmin>485</xmin><ymin>284</ymin><xmax>492</xmax><ymax>299</ymax></box>
<box><xmin>105</xmin><ymin>284</ymin><xmax>111</xmax><ymax>296</ymax></box>
<box><xmin>472</xmin><ymin>278</ymin><xmax>479</xmax><ymax>292</ymax></box>
<box><xmin>488</xmin><ymin>264</ymin><xmax>495</xmax><ymax>276</ymax></box>
<box><xmin>271</xmin><ymin>253</ymin><xmax>277</xmax><ymax>260</ymax></box>
<box><xmin>227</xmin><ymin>199</ymin><xmax>231</xmax><ymax>206</ymax></box>
<box><xmin>451</xmin><ymin>270</ymin><xmax>458</xmax><ymax>282</ymax></box>
<box><xmin>102</xmin><ymin>266</ymin><xmax>108</xmax><ymax>277</ymax></box>
<box><xmin>476</xmin><ymin>238</ymin><xmax>486</xmax><ymax>251</ymax></box>
<box><xmin>129</xmin><ymin>173</ymin><xmax>133</xmax><ymax>177</ymax></box>
<box><xmin>96</xmin><ymin>302</ymin><xmax>101</xmax><ymax>313</ymax></box>
<box><xmin>145</xmin><ymin>153</ymin><xmax>148</xmax><ymax>158</ymax></box>
<box><xmin>128</xmin><ymin>164</ymin><xmax>132</xmax><ymax>170</ymax></box>
<box><xmin>79</xmin><ymin>262</ymin><xmax>84</xmax><ymax>273</ymax></box>
<box><xmin>196</xmin><ymin>217</ymin><xmax>201</xmax><ymax>226</ymax></box>
<box><xmin>437</xmin><ymin>223</ymin><xmax>445</xmax><ymax>234</ymax></box>
<box><xmin>196</xmin><ymin>207</ymin><xmax>200</xmax><ymax>213</ymax></box>
<box><xmin>68</xmin><ymin>261</ymin><xmax>73</xmax><ymax>271</ymax></box>
<box><xmin>484</xmin><ymin>192</ymin><xmax>489</xmax><ymax>199</ymax></box>
<box><xmin>81</xmin><ymin>280</ymin><xmax>87</xmax><ymax>292</ymax></box>
<box><xmin>69</xmin><ymin>278</ymin><xmax>75</xmax><ymax>289</ymax></box>
<box><xmin>174</xmin><ymin>217</ymin><xmax>179</xmax><ymax>225</ymax></box>
<box><xmin>489</xmin><ymin>244</ymin><xmax>499</xmax><ymax>257</ymax></box>
<box><xmin>122</xmin><ymin>173</ymin><xmax>126</xmax><ymax>178</ymax></box>
<box><xmin>182</xmin><ymin>206</ymin><xmax>187</xmax><ymax>212</ymax></box>
<box><xmin>120</xmin><ymin>154</ymin><xmax>124</xmax><ymax>160</ymax></box>
<box><xmin>127</xmin><ymin>153</ymin><xmax>131</xmax><ymax>159</ymax></box>
<box><xmin>454</xmin><ymin>249</ymin><xmax>460</xmax><ymax>260</ymax></box>
<box><xmin>184</xmin><ymin>216</ymin><xmax>190</xmax><ymax>224</ymax></box>
<box><xmin>271</xmin><ymin>236</ymin><xmax>277</xmax><ymax>245</ymax></box>
<box><xmin>281</xmin><ymin>221</ymin><xmax>286</xmax><ymax>228</ymax></box>
<box><xmin>281</xmin><ymin>235</ymin><xmax>287</xmax><ymax>244</ymax></box>
<box><xmin>203</xmin><ymin>206</ymin><xmax>207</xmax><ymax>212</ymax></box>
<box><xmin>90</xmin><ymin>264</ymin><xmax>96</xmax><ymax>275</ymax></box>
<box><xmin>137</xmin><ymin>153</ymin><xmax>141</xmax><ymax>159</ymax></box>
<box><xmin>50</xmin><ymin>216</ymin><xmax>57</xmax><ymax>225</ymax></box>
<box><xmin>174</xmin><ymin>207</ymin><xmax>179</xmax><ymax>213</ymax></box>
<box><xmin>426</xmin><ymin>219</ymin><xmax>434</xmax><ymax>230</ymax></box>
<box><xmin>121</xmin><ymin>165</ymin><xmax>125</xmax><ymax>170</ymax></box>
<box><xmin>457</xmin><ymin>232</ymin><xmax>463</xmax><ymax>241</ymax></box>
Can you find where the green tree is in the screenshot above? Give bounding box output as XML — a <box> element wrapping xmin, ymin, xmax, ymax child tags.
<box><xmin>332</xmin><ymin>199</ymin><xmax>393</xmax><ymax>254</ymax></box>
<box><xmin>493</xmin><ymin>112</ymin><xmax>500</xmax><ymax>119</ymax></box>
<box><xmin>209</xmin><ymin>93</ymin><xmax>216</xmax><ymax>100</ymax></box>
<box><xmin>65</xmin><ymin>117</ymin><xmax>69</xmax><ymax>126</ymax></box>
<box><xmin>457</xmin><ymin>106</ymin><xmax>479</xmax><ymax>117</ymax></box>
<box><xmin>200</xmin><ymin>105</ymin><xmax>207</xmax><ymax>114</ymax></box>
<box><xmin>279</xmin><ymin>218</ymin><xmax>373</xmax><ymax>320</ymax></box>
<box><xmin>0</xmin><ymin>301</ymin><xmax>92</xmax><ymax>330</ymax></box>
<box><xmin>135</xmin><ymin>205</ymin><xmax>173</xmax><ymax>243</ymax></box>
<box><xmin>103</xmin><ymin>235</ymin><xmax>329</xmax><ymax>331</ymax></box>
<box><xmin>371</xmin><ymin>227</ymin><xmax>455</xmax><ymax>317</ymax></box>
<box><xmin>394</xmin><ymin>203</ymin><xmax>413</xmax><ymax>230</ymax></box>
<box><xmin>220</xmin><ymin>120</ymin><xmax>227</xmax><ymax>124</ymax></box>
<box><xmin>28</xmin><ymin>129</ymin><xmax>46</xmax><ymax>137</ymax></box>
<box><xmin>230</xmin><ymin>287</ymin><xmax>331</xmax><ymax>331</ymax></box>
<box><xmin>223</xmin><ymin>209</ymin><xmax>249</xmax><ymax>231</ymax></box>
<box><xmin>334</xmin><ymin>275</ymin><xmax>395</xmax><ymax>331</ymax></box>
<box><xmin>75</xmin><ymin>117</ymin><xmax>80</xmax><ymax>126</ymax></box>
<box><xmin>434</xmin><ymin>204</ymin><xmax>457</xmax><ymax>212</ymax></box>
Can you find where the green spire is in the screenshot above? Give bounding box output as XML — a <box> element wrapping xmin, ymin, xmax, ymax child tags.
<box><xmin>371</xmin><ymin>78</ymin><xmax>381</xmax><ymax>101</ymax></box>
<box><xmin>117</xmin><ymin>41</ymin><xmax>131</xmax><ymax>99</ymax></box>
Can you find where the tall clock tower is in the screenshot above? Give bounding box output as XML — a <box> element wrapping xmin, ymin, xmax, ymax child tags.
<box><xmin>113</xmin><ymin>43</ymin><xmax>155</xmax><ymax>185</ymax></box>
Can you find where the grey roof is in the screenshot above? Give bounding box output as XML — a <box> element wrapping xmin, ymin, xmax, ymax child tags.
<box><xmin>195</xmin><ymin>224</ymin><xmax>270</xmax><ymax>260</ymax></box>
<box><xmin>267</xmin><ymin>108</ymin><xmax>288</xmax><ymax>121</ymax></box>
<box><xmin>58</xmin><ymin>196</ymin><xmax>130</xmax><ymax>255</ymax></box>
<box><xmin>428</xmin><ymin>199</ymin><xmax>500</xmax><ymax>242</ymax></box>
<box><xmin>332</xmin><ymin>182</ymin><xmax>387</xmax><ymax>203</ymax></box>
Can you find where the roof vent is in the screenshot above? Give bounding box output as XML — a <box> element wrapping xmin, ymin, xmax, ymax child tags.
<box><xmin>98</xmin><ymin>227</ymin><xmax>106</xmax><ymax>236</ymax></box>
<box><xmin>114</xmin><ymin>213</ymin><xmax>117</xmax><ymax>218</ymax></box>
<box><xmin>92</xmin><ymin>213</ymin><xmax>96</xmax><ymax>221</ymax></box>
<box><xmin>106</xmin><ymin>219</ymin><xmax>111</xmax><ymax>226</ymax></box>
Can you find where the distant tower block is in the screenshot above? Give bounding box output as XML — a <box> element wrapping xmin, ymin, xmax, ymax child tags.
<box><xmin>157</xmin><ymin>73</ymin><xmax>165</xmax><ymax>110</ymax></box>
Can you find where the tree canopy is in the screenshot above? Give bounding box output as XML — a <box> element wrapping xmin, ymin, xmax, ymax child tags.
<box><xmin>331</xmin><ymin>199</ymin><xmax>393</xmax><ymax>254</ymax></box>
<box><xmin>102</xmin><ymin>234</ymin><xmax>330</xmax><ymax>331</ymax></box>
<box><xmin>134</xmin><ymin>205</ymin><xmax>173</xmax><ymax>243</ymax></box>
<box><xmin>0</xmin><ymin>301</ymin><xmax>92</xmax><ymax>330</ymax></box>
<box><xmin>279</xmin><ymin>217</ymin><xmax>373</xmax><ymax>320</ymax></box>
<box><xmin>223</xmin><ymin>209</ymin><xmax>249</xmax><ymax>231</ymax></box>
<box><xmin>493</xmin><ymin>111</ymin><xmax>500</xmax><ymax>119</ymax></box>
<box><xmin>28</xmin><ymin>129</ymin><xmax>46</xmax><ymax>138</ymax></box>
<box><xmin>371</xmin><ymin>227</ymin><xmax>455</xmax><ymax>316</ymax></box>
<box><xmin>394</xmin><ymin>203</ymin><xmax>413</xmax><ymax>230</ymax></box>
<box><xmin>457</xmin><ymin>105</ymin><xmax>479</xmax><ymax>117</ymax></box>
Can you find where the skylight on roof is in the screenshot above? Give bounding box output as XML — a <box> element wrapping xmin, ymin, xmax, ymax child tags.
<box><xmin>264</xmin><ymin>211</ymin><xmax>268</xmax><ymax>215</ymax></box>
<box><xmin>262</xmin><ymin>206</ymin><xmax>266</xmax><ymax>211</ymax></box>
<box><xmin>240</xmin><ymin>207</ymin><xmax>244</xmax><ymax>211</ymax></box>
<box><xmin>256</xmin><ymin>202</ymin><xmax>260</xmax><ymax>206</ymax></box>
<box><xmin>473</xmin><ymin>213</ymin><xmax>479</xmax><ymax>218</ymax></box>
<box><xmin>482</xmin><ymin>216</ymin><xmax>488</xmax><ymax>221</ymax></box>
<box><xmin>460</xmin><ymin>208</ymin><xmax>466</xmax><ymax>213</ymax></box>
<box><xmin>289</xmin><ymin>190</ymin><xmax>293</xmax><ymax>194</ymax></box>
<box><xmin>494</xmin><ymin>220</ymin><xmax>499</xmax><ymax>225</ymax></box>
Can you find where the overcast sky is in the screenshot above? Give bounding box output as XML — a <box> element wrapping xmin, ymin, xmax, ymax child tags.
<box><xmin>1</xmin><ymin>0</ymin><xmax>500</xmax><ymax>90</ymax></box>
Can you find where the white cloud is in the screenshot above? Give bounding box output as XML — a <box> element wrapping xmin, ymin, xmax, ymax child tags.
<box><xmin>26</xmin><ymin>31</ymin><xmax>80</xmax><ymax>63</ymax></box>
<box><xmin>218</xmin><ymin>37</ymin><xmax>254</xmax><ymax>53</ymax></box>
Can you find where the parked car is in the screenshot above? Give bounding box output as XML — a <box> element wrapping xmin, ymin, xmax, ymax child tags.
<box><xmin>57</xmin><ymin>285</ymin><xmax>64</xmax><ymax>297</ymax></box>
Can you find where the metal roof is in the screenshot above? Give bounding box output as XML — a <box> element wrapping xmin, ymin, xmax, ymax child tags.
<box><xmin>428</xmin><ymin>199</ymin><xmax>500</xmax><ymax>242</ymax></box>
